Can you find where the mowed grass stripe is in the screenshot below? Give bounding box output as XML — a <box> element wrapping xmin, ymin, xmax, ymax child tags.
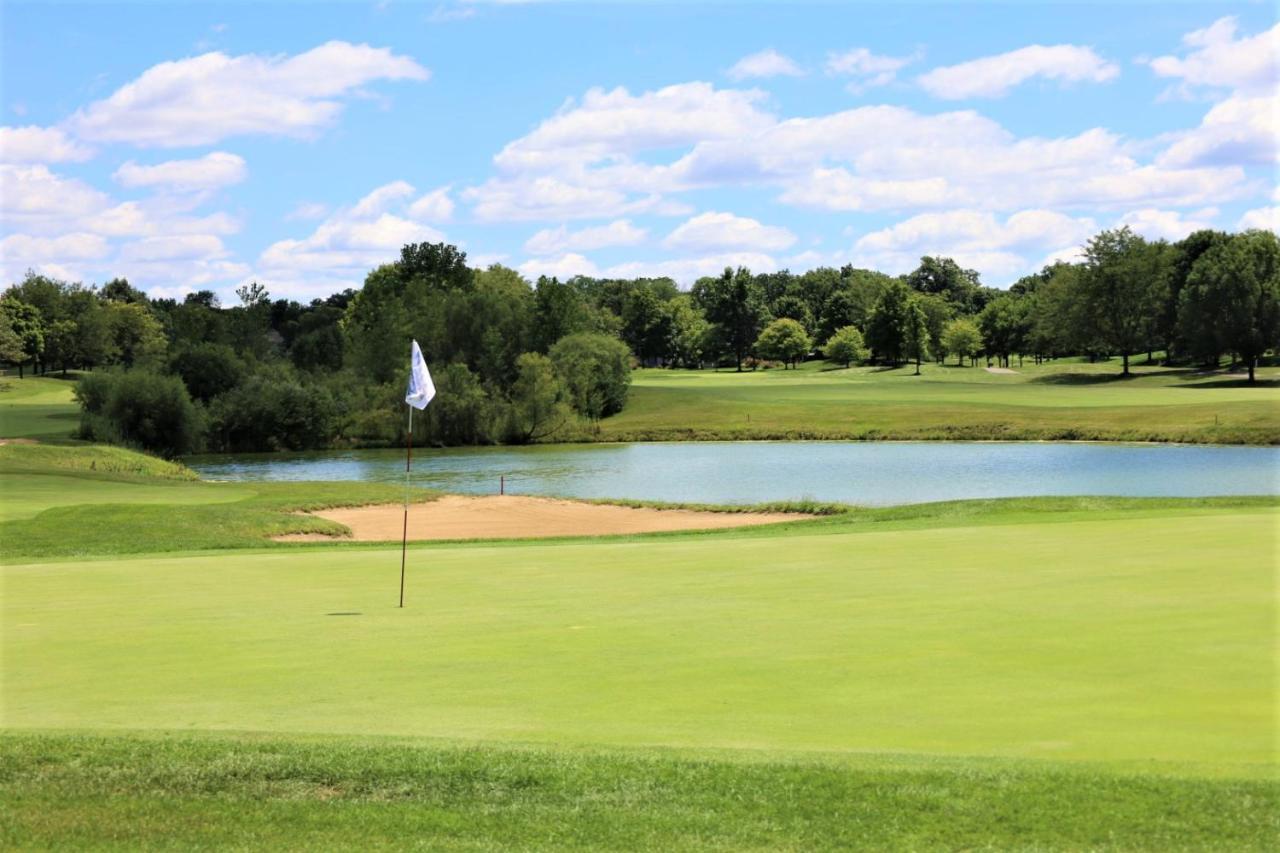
<box><xmin>5</xmin><ymin>510</ymin><xmax>1273</xmax><ymax>772</ymax></box>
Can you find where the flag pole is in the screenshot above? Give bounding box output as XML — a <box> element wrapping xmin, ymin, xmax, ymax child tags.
<box><xmin>399</xmin><ymin>404</ymin><xmax>412</xmax><ymax>608</ymax></box>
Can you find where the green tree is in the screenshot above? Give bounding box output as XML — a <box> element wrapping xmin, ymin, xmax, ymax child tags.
<box><xmin>692</xmin><ymin>266</ymin><xmax>766</xmax><ymax>371</ymax></box>
<box><xmin>665</xmin><ymin>295</ymin><xmax>710</xmax><ymax>368</ymax></box>
<box><xmin>508</xmin><ymin>352</ymin><xmax>572</xmax><ymax>443</ymax></box>
<box><xmin>903</xmin><ymin>298</ymin><xmax>930</xmax><ymax>375</ymax></box>
<box><xmin>170</xmin><ymin>343</ymin><xmax>245</xmax><ymax>402</ymax></box>
<box><xmin>1078</xmin><ymin>227</ymin><xmax>1170</xmax><ymax>375</ymax></box>
<box><xmin>754</xmin><ymin>318</ymin><xmax>811</xmax><ymax>368</ymax></box>
<box><xmin>865</xmin><ymin>280</ymin><xmax>912</xmax><ymax>364</ymax></box>
<box><xmin>532</xmin><ymin>277</ymin><xmax>591</xmax><ymax>352</ymax></box>
<box><xmin>0</xmin><ymin>311</ymin><xmax>25</xmax><ymax>367</ymax></box>
<box><xmin>941</xmin><ymin>317</ymin><xmax>983</xmax><ymax>366</ymax></box>
<box><xmin>621</xmin><ymin>285</ymin><xmax>671</xmax><ymax>364</ymax></box>
<box><xmin>0</xmin><ymin>297</ymin><xmax>44</xmax><ymax>377</ymax></box>
<box><xmin>906</xmin><ymin>256</ymin><xmax>984</xmax><ymax>313</ymax></box>
<box><xmin>343</xmin><ymin>264</ymin><xmax>410</xmax><ymax>383</ymax></box>
<box><xmin>549</xmin><ymin>332</ymin><xmax>633</xmax><ymax>420</ymax></box>
<box><xmin>105</xmin><ymin>301</ymin><xmax>166</xmax><ymax>367</ymax></box>
<box><xmin>823</xmin><ymin>325</ymin><xmax>867</xmax><ymax>367</ymax></box>
<box><xmin>1179</xmin><ymin>230</ymin><xmax>1280</xmax><ymax>383</ymax></box>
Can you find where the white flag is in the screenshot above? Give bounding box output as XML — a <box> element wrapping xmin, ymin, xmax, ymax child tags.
<box><xmin>405</xmin><ymin>340</ymin><xmax>435</xmax><ymax>410</ymax></box>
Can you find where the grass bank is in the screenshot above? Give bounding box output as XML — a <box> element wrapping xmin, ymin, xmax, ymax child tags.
<box><xmin>3</xmin><ymin>731</ymin><xmax>1274</xmax><ymax>850</ymax></box>
<box><xmin>595</xmin><ymin>360</ymin><xmax>1280</xmax><ymax>445</ymax></box>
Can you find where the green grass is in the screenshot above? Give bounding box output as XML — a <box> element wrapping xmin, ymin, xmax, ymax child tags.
<box><xmin>0</xmin><ymin>443</ymin><xmax>441</xmax><ymax>554</ymax></box>
<box><xmin>5</xmin><ymin>500</ymin><xmax>1275</xmax><ymax>770</ymax></box>
<box><xmin>3</xmin><ymin>446</ymin><xmax>1276</xmax><ymax>846</ymax></box>
<box><xmin>2</xmin><ymin>732</ymin><xmax>1274</xmax><ymax>851</ymax></box>
<box><xmin>597</xmin><ymin>359</ymin><xmax>1280</xmax><ymax>444</ymax></box>
<box><xmin>0</xmin><ymin>374</ymin><xmax>81</xmax><ymax>441</ymax></box>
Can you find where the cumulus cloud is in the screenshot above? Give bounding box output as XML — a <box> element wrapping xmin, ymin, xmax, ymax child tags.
<box><xmin>112</xmin><ymin>151</ymin><xmax>247</xmax><ymax>192</ymax></box>
<box><xmin>1115</xmin><ymin>207</ymin><xmax>1219</xmax><ymax>241</ymax></box>
<box><xmin>517</xmin><ymin>252</ymin><xmax>600</xmax><ymax>280</ymax></box>
<box><xmin>0</xmin><ymin>125</ymin><xmax>94</xmax><ymax>164</ymax></box>
<box><xmin>918</xmin><ymin>44</ymin><xmax>1119</xmax><ymax>99</ymax></box>
<box><xmin>1147</xmin><ymin>17</ymin><xmax>1279</xmax><ymax>97</ymax></box>
<box><xmin>825</xmin><ymin>48</ymin><xmax>917</xmax><ymax>93</ymax></box>
<box><xmin>851</xmin><ymin>209</ymin><xmax>1099</xmax><ymax>279</ymax></box>
<box><xmin>663</xmin><ymin>211</ymin><xmax>796</xmax><ymax>252</ymax></box>
<box><xmin>66</xmin><ymin>41</ymin><xmax>428</xmax><ymax>147</ymax></box>
<box><xmin>1156</xmin><ymin>92</ymin><xmax>1278</xmax><ymax>168</ymax></box>
<box><xmin>727</xmin><ymin>49</ymin><xmax>805</xmax><ymax>81</ymax></box>
<box><xmin>407</xmin><ymin>185</ymin><xmax>455</xmax><ymax>222</ymax></box>
<box><xmin>601</xmin><ymin>252</ymin><xmax>780</xmax><ymax>284</ymax></box>
<box><xmin>1238</xmin><ymin>206</ymin><xmax>1280</xmax><ymax>231</ymax></box>
<box><xmin>524</xmin><ymin>219</ymin><xmax>647</xmax><ymax>255</ymax></box>
<box><xmin>254</xmin><ymin>180</ymin><xmax>447</xmax><ymax>298</ymax></box>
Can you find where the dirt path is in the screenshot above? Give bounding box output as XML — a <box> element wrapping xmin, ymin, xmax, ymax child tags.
<box><xmin>276</xmin><ymin>495</ymin><xmax>809</xmax><ymax>542</ymax></box>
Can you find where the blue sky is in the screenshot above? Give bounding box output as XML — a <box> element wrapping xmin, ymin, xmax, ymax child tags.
<box><xmin>2</xmin><ymin>1</ymin><xmax>1276</xmax><ymax>301</ymax></box>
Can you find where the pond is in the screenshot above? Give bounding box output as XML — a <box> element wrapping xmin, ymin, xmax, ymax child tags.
<box><xmin>188</xmin><ymin>441</ymin><xmax>1280</xmax><ymax>506</ymax></box>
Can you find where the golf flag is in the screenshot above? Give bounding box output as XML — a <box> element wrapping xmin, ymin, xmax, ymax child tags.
<box><xmin>405</xmin><ymin>340</ymin><xmax>435</xmax><ymax>410</ymax></box>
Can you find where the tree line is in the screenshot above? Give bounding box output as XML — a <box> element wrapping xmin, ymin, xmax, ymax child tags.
<box><xmin>1</xmin><ymin>226</ymin><xmax>1275</xmax><ymax>457</ymax></box>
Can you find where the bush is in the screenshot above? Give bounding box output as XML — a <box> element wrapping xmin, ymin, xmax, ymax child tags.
<box><xmin>76</xmin><ymin>370</ymin><xmax>203</xmax><ymax>458</ymax></box>
<box><xmin>208</xmin><ymin>373</ymin><xmax>339</xmax><ymax>452</ymax></box>
<box><xmin>169</xmin><ymin>343</ymin><xmax>245</xmax><ymax>402</ymax></box>
<box><xmin>754</xmin><ymin>318</ymin><xmax>812</xmax><ymax>368</ymax></box>
<box><xmin>549</xmin><ymin>332</ymin><xmax>632</xmax><ymax>419</ymax></box>
<box><xmin>823</xmin><ymin>326</ymin><xmax>867</xmax><ymax>367</ymax></box>
<box><xmin>507</xmin><ymin>352</ymin><xmax>572</xmax><ymax>443</ymax></box>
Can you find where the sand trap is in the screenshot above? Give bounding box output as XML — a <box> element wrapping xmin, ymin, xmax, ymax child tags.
<box><xmin>276</xmin><ymin>495</ymin><xmax>809</xmax><ymax>542</ymax></box>
<box><xmin>984</xmin><ymin>366</ymin><xmax>1018</xmax><ymax>375</ymax></box>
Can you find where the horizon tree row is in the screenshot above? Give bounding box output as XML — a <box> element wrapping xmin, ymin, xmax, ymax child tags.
<box><xmin>2</xmin><ymin>226</ymin><xmax>1276</xmax><ymax>456</ymax></box>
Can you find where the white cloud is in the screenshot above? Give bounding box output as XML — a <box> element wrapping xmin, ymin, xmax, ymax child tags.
<box><xmin>1148</xmin><ymin>17</ymin><xmax>1279</xmax><ymax>97</ymax></box>
<box><xmin>852</xmin><ymin>208</ymin><xmax>1098</xmax><ymax>280</ymax></box>
<box><xmin>727</xmin><ymin>49</ymin><xmax>804</xmax><ymax>81</ymax></box>
<box><xmin>524</xmin><ymin>219</ymin><xmax>646</xmax><ymax>255</ymax></box>
<box><xmin>0</xmin><ymin>125</ymin><xmax>94</xmax><ymax>164</ymax></box>
<box><xmin>918</xmin><ymin>44</ymin><xmax>1119</xmax><ymax>99</ymax></box>
<box><xmin>663</xmin><ymin>211</ymin><xmax>796</xmax><ymax>252</ymax></box>
<box><xmin>407</xmin><ymin>185</ymin><xmax>455</xmax><ymax>222</ymax></box>
<box><xmin>112</xmin><ymin>151</ymin><xmax>247</xmax><ymax>192</ymax></box>
<box><xmin>255</xmin><ymin>180</ymin><xmax>447</xmax><ymax>298</ymax></box>
<box><xmin>825</xmin><ymin>48</ymin><xmax>917</xmax><ymax>93</ymax></box>
<box><xmin>1238</xmin><ymin>206</ymin><xmax>1280</xmax><ymax>231</ymax></box>
<box><xmin>517</xmin><ymin>252</ymin><xmax>600</xmax><ymax>280</ymax></box>
<box><xmin>66</xmin><ymin>41</ymin><xmax>428</xmax><ymax>147</ymax></box>
<box><xmin>286</xmin><ymin>202</ymin><xmax>329</xmax><ymax>221</ymax></box>
<box><xmin>602</xmin><ymin>252</ymin><xmax>779</xmax><ymax>284</ymax></box>
<box><xmin>1155</xmin><ymin>92</ymin><xmax>1278</xmax><ymax>168</ymax></box>
<box><xmin>1116</xmin><ymin>207</ymin><xmax>1218</xmax><ymax>241</ymax></box>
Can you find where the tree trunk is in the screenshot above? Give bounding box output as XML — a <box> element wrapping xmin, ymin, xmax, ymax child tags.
<box><xmin>914</xmin><ymin>355</ymin><xmax>921</xmax><ymax>376</ymax></box>
<box><xmin>1122</xmin><ymin>352</ymin><xmax>1130</xmax><ymax>376</ymax></box>
<box><xmin>1249</xmin><ymin>358</ymin><xmax>1256</xmax><ymax>383</ymax></box>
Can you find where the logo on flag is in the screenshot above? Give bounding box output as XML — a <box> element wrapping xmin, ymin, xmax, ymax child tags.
<box><xmin>405</xmin><ymin>340</ymin><xmax>436</xmax><ymax>410</ymax></box>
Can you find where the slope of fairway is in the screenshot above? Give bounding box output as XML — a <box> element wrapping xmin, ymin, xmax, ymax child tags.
<box><xmin>602</xmin><ymin>361</ymin><xmax>1280</xmax><ymax>444</ymax></box>
<box><xmin>0</xmin><ymin>375</ymin><xmax>80</xmax><ymax>441</ymax></box>
<box><xmin>5</xmin><ymin>505</ymin><xmax>1274</xmax><ymax>775</ymax></box>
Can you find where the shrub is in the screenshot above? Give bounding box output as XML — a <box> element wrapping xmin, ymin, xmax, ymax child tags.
<box><xmin>549</xmin><ymin>332</ymin><xmax>632</xmax><ymax>419</ymax></box>
<box><xmin>208</xmin><ymin>373</ymin><xmax>338</xmax><ymax>452</ymax></box>
<box><xmin>754</xmin><ymin>318</ymin><xmax>812</xmax><ymax>369</ymax></box>
<box><xmin>169</xmin><ymin>343</ymin><xmax>245</xmax><ymax>402</ymax></box>
<box><xmin>823</xmin><ymin>326</ymin><xmax>867</xmax><ymax>367</ymax></box>
<box><xmin>76</xmin><ymin>370</ymin><xmax>203</xmax><ymax>458</ymax></box>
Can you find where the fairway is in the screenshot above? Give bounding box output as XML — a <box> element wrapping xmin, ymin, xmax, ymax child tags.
<box><xmin>0</xmin><ymin>376</ymin><xmax>80</xmax><ymax>441</ymax></box>
<box><xmin>5</xmin><ymin>505</ymin><xmax>1274</xmax><ymax>774</ymax></box>
<box><xmin>604</xmin><ymin>361</ymin><xmax>1280</xmax><ymax>444</ymax></box>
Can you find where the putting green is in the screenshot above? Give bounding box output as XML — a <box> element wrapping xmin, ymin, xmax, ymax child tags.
<box><xmin>4</xmin><ymin>506</ymin><xmax>1274</xmax><ymax>775</ymax></box>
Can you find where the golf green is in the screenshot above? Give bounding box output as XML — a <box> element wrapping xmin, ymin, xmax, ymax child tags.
<box><xmin>5</xmin><ymin>505</ymin><xmax>1273</xmax><ymax>775</ymax></box>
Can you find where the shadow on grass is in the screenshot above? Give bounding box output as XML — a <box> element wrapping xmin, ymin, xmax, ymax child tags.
<box><xmin>1177</xmin><ymin>378</ymin><xmax>1280</xmax><ymax>390</ymax></box>
<box><xmin>1028</xmin><ymin>372</ymin><xmax>1137</xmax><ymax>385</ymax></box>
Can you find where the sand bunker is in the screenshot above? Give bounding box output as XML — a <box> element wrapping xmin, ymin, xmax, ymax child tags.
<box><xmin>984</xmin><ymin>366</ymin><xmax>1018</xmax><ymax>375</ymax></box>
<box><xmin>276</xmin><ymin>495</ymin><xmax>808</xmax><ymax>542</ymax></box>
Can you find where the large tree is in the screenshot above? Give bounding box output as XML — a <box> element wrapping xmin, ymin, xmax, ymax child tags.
<box><xmin>754</xmin><ymin>318</ymin><xmax>812</xmax><ymax>369</ymax></box>
<box><xmin>865</xmin><ymin>280</ymin><xmax>912</xmax><ymax>364</ymax></box>
<box><xmin>1078</xmin><ymin>227</ymin><xmax>1170</xmax><ymax>375</ymax></box>
<box><xmin>1179</xmin><ymin>230</ymin><xmax>1280</xmax><ymax>383</ymax></box>
<box><xmin>692</xmin><ymin>266</ymin><xmax>766</xmax><ymax>371</ymax></box>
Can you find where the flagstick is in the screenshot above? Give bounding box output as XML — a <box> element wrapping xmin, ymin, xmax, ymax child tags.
<box><xmin>399</xmin><ymin>404</ymin><xmax>412</xmax><ymax>608</ymax></box>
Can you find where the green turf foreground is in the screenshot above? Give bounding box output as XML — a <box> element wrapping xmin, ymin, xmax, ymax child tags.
<box><xmin>2</xmin><ymin>731</ymin><xmax>1274</xmax><ymax>850</ymax></box>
